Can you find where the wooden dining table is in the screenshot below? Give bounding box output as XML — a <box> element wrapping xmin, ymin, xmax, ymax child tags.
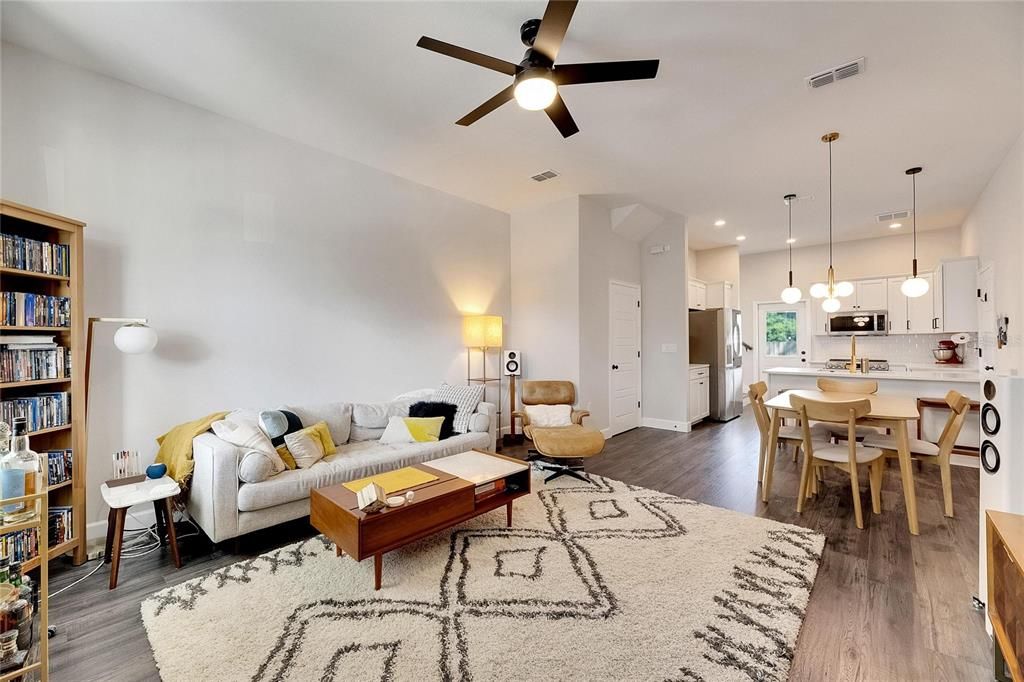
<box><xmin>762</xmin><ymin>389</ymin><xmax>922</xmax><ymax>535</ymax></box>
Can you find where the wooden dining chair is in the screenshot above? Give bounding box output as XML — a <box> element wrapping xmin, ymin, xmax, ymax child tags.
<box><xmin>749</xmin><ymin>382</ymin><xmax>831</xmax><ymax>483</ymax></box>
<box><xmin>864</xmin><ymin>390</ymin><xmax>971</xmax><ymax>517</ymax></box>
<box><xmin>791</xmin><ymin>394</ymin><xmax>885</xmax><ymax>529</ymax></box>
<box><xmin>815</xmin><ymin>377</ymin><xmax>883</xmax><ymax>441</ymax></box>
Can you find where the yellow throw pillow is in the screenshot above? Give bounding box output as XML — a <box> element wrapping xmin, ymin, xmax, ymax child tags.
<box><xmin>403</xmin><ymin>416</ymin><xmax>445</xmax><ymax>443</ymax></box>
<box><xmin>276</xmin><ymin>443</ymin><xmax>297</xmax><ymax>470</ymax></box>
<box><xmin>306</xmin><ymin>421</ymin><xmax>337</xmax><ymax>455</ymax></box>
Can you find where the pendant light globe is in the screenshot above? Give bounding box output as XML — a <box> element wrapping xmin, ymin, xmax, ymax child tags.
<box><xmin>901</xmin><ymin>276</ymin><xmax>930</xmax><ymax>298</ymax></box>
<box><xmin>822</xmin><ymin>297</ymin><xmax>842</xmax><ymax>313</ymax></box>
<box><xmin>809</xmin><ymin>282</ymin><xmax>829</xmax><ymax>299</ymax></box>
<box><xmin>781</xmin><ymin>287</ymin><xmax>802</xmax><ymax>304</ymax></box>
<box><xmin>834</xmin><ymin>281</ymin><xmax>855</xmax><ymax>298</ymax></box>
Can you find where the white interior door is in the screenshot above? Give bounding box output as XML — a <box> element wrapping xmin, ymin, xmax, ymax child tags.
<box><xmin>756</xmin><ymin>301</ymin><xmax>809</xmax><ymax>382</ymax></box>
<box><xmin>609</xmin><ymin>281</ymin><xmax>641</xmax><ymax>436</ymax></box>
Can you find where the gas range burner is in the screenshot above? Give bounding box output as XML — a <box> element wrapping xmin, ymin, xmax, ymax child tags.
<box><xmin>824</xmin><ymin>358</ymin><xmax>890</xmax><ymax>371</ymax></box>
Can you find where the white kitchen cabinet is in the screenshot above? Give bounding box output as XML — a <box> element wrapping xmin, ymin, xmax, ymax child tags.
<box><xmin>688</xmin><ymin>365</ymin><xmax>710</xmax><ymax>423</ymax></box>
<box><xmin>705</xmin><ymin>281</ymin><xmax>736</xmax><ymax>309</ymax></box>
<box><xmin>840</xmin><ymin>278</ymin><xmax>888</xmax><ymax>311</ymax></box>
<box><xmin>938</xmin><ymin>257</ymin><xmax>979</xmax><ymax>332</ymax></box>
<box><xmin>906</xmin><ymin>272</ymin><xmax>936</xmax><ymax>333</ymax></box>
<box><xmin>886</xmin><ymin>277</ymin><xmax>908</xmax><ymax>334</ymax></box>
<box><xmin>812</xmin><ymin>298</ymin><xmax>829</xmax><ymax>335</ymax></box>
<box><xmin>688</xmin><ymin>278</ymin><xmax>707</xmax><ymax>310</ymax></box>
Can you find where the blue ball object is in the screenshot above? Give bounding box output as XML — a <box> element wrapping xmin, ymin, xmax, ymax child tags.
<box><xmin>146</xmin><ymin>463</ymin><xmax>167</xmax><ymax>480</ymax></box>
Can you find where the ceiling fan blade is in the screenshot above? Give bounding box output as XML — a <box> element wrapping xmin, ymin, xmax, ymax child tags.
<box><xmin>545</xmin><ymin>93</ymin><xmax>580</xmax><ymax>138</ymax></box>
<box><xmin>417</xmin><ymin>36</ymin><xmax>518</xmax><ymax>76</ymax></box>
<box><xmin>553</xmin><ymin>60</ymin><xmax>660</xmax><ymax>85</ymax></box>
<box><xmin>532</xmin><ymin>0</ymin><xmax>578</xmax><ymax>63</ymax></box>
<box><xmin>456</xmin><ymin>85</ymin><xmax>516</xmax><ymax>126</ymax></box>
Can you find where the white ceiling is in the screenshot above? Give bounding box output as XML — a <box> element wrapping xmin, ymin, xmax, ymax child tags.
<box><xmin>2</xmin><ymin>1</ymin><xmax>1021</xmax><ymax>254</ymax></box>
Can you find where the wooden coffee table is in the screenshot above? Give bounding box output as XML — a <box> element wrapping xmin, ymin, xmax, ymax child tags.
<box><xmin>310</xmin><ymin>449</ymin><xmax>531</xmax><ymax>590</ymax></box>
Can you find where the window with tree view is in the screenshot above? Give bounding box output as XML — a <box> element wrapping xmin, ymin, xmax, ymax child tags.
<box><xmin>765</xmin><ymin>311</ymin><xmax>798</xmax><ymax>356</ymax></box>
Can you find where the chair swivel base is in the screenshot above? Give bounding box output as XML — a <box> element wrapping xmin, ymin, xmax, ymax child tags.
<box><xmin>527</xmin><ymin>450</ymin><xmax>591</xmax><ymax>483</ymax></box>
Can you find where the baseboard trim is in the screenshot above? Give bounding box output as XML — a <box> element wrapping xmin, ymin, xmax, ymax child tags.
<box><xmin>641</xmin><ymin>417</ymin><xmax>690</xmax><ymax>433</ymax></box>
<box><xmin>600</xmin><ymin>428</ymin><xmax>612</xmax><ymax>439</ymax></box>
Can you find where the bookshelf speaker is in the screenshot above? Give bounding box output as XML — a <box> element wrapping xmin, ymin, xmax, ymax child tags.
<box><xmin>503</xmin><ymin>350</ymin><xmax>521</xmax><ymax>376</ymax></box>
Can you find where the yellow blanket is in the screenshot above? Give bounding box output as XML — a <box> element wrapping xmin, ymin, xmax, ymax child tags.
<box><xmin>156</xmin><ymin>411</ymin><xmax>229</xmax><ymax>484</ymax></box>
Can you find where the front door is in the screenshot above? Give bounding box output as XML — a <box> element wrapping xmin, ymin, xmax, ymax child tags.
<box><xmin>609</xmin><ymin>281</ymin><xmax>641</xmax><ymax>436</ymax></box>
<box><xmin>756</xmin><ymin>301</ymin><xmax>809</xmax><ymax>382</ymax></box>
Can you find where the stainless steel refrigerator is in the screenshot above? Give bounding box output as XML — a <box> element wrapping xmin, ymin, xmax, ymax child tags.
<box><xmin>689</xmin><ymin>308</ymin><xmax>744</xmax><ymax>422</ymax></box>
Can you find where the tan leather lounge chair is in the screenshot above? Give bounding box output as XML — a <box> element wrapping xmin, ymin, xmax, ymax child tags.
<box><xmin>513</xmin><ymin>380</ymin><xmax>604</xmax><ymax>484</ymax></box>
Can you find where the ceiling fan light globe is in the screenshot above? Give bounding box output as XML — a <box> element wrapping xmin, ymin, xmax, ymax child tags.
<box><xmin>513</xmin><ymin>76</ymin><xmax>557</xmax><ymax>111</ymax></box>
<box><xmin>780</xmin><ymin>287</ymin><xmax>802</xmax><ymax>304</ymax></box>
<box><xmin>901</xmin><ymin>276</ymin><xmax>930</xmax><ymax>298</ymax></box>
<box><xmin>809</xmin><ymin>282</ymin><xmax>829</xmax><ymax>299</ymax></box>
<box><xmin>834</xmin><ymin>281</ymin><xmax>855</xmax><ymax>298</ymax></box>
<box><xmin>822</xmin><ymin>297</ymin><xmax>842</xmax><ymax>313</ymax></box>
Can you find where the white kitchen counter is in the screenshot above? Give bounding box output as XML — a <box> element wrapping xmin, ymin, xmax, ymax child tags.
<box><xmin>689</xmin><ymin>363</ymin><xmax>710</xmax><ymax>370</ymax></box>
<box><xmin>763</xmin><ymin>365</ymin><xmax>981</xmax><ymax>456</ymax></box>
<box><xmin>765</xmin><ymin>366</ymin><xmax>977</xmax><ymax>384</ymax></box>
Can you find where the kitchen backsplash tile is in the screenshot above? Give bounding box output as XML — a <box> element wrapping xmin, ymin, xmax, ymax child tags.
<box><xmin>812</xmin><ymin>333</ymin><xmax>978</xmax><ymax>368</ymax></box>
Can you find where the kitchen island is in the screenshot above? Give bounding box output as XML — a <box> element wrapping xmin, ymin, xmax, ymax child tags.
<box><xmin>764</xmin><ymin>366</ymin><xmax>980</xmax><ymax>456</ymax></box>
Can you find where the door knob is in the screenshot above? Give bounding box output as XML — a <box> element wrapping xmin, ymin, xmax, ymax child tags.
<box><xmin>611</xmin><ymin>364</ymin><xmax>619</xmax><ymax>370</ymax></box>
<box><xmin>985</xmin><ymin>365</ymin><xmax>995</xmax><ymax>371</ymax></box>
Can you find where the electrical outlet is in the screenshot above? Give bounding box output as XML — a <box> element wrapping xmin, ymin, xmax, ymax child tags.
<box><xmin>86</xmin><ymin>549</ymin><xmax>105</xmax><ymax>561</ymax></box>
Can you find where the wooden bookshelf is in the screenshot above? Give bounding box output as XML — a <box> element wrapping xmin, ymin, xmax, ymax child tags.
<box><xmin>1</xmin><ymin>199</ymin><xmax>87</xmax><ymax>568</ymax></box>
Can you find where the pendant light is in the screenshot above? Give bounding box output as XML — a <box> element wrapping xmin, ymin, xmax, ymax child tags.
<box><xmin>900</xmin><ymin>166</ymin><xmax>930</xmax><ymax>298</ymax></box>
<box><xmin>780</xmin><ymin>194</ymin><xmax>802</xmax><ymax>304</ymax></box>
<box><xmin>810</xmin><ymin>131</ymin><xmax>853</xmax><ymax>312</ymax></box>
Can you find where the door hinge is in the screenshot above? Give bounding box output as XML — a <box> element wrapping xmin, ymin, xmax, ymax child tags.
<box><xmin>637</xmin><ymin>401</ymin><xmax>641</xmax><ymax>408</ymax></box>
<box><xmin>637</xmin><ymin>300</ymin><xmax>641</xmax><ymax>308</ymax></box>
<box><xmin>978</xmin><ymin>288</ymin><xmax>982</xmax><ymax>299</ymax></box>
<box><xmin>637</xmin><ymin>351</ymin><xmax>640</xmax><ymax>358</ymax></box>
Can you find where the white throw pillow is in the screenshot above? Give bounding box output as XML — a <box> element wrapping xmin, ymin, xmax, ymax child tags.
<box><xmin>237</xmin><ymin>450</ymin><xmax>276</xmax><ymax>484</ymax></box>
<box><xmin>432</xmin><ymin>383</ymin><xmax>484</xmax><ymax>433</ymax></box>
<box><xmin>379</xmin><ymin>416</ymin><xmax>416</xmax><ymax>445</ymax></box>
<box><xmin>525</xmin><ymin>404</ymin><xmax>573</xmax><ymax>428</ymax></box>
<box><xmin>212</xmin><ymin>417</ymin><xmax>285</xmax><ymax>473</ymax></box>
<box><xmin>283</xmin><ymin>429</ymin><xmax>326</xmax><ymax>469</ymax></box>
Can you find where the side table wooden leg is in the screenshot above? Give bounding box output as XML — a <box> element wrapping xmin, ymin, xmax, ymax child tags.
<box><xmin>164</xmin><ymin>498</ymin><xmax>182</xmax><ymax>569</ymax></box>
<box><xmin>153</xmin><ymin>500</ymin><xmax>167</xmax><ymax>547</ymax></box>
<box><xmin>506</xmin><ymin>502</ymin><xmax>513</xmax><ymax>528</ymax></box>
<box><xmin>109</xmin><ymin>508</ymin><xmax>126</xmax><ymax>590</ymax></box>
<box><xmin>374</xmin><ymin>553</ymin><xmax>382</xmax><ymax>591</ymax></box>
<box><xmin>335</xmin><ymin>545</ymin><xmax>343</xmax><ymax>557</ymax></box>
<box><xmin>103</xmin><ymin>508</ymin><xmax>116</xmax><ymax>564</ymax></box>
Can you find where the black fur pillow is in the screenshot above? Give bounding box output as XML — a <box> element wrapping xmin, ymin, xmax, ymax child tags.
<box><xmin>409</xmin><ymin>401</ymin><xmax>458</xmax><ymax>440</ymax></box>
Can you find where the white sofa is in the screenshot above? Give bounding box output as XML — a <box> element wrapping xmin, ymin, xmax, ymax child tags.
<box><xmin>186</xmin><ymin>400</ymin><xmax>496</xmax><ymax>543</ymax></box>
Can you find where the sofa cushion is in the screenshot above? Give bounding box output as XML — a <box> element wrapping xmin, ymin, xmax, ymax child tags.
<box><xmin>237</xmin><ymin>450</ymin><xmax>277</xmax><ymax>484</ymax></box>
<box><xmin>284</xmin><ymin>422</ymin><xmax>335</xmax><ymax>469</ymax></box>
<box><xmin>352</xmin><ymin>400</ymin><xmax>414</xmax><ymax>429</ymax></box>
<box><xmin>349</xmin><ymin>425</ymin><xmax>385</xmax><ymax>442</ymax></box>
<box><xmin>281</xmin><ymin>402</ymin><xmax>352</xmax><ymax>446</ymax></box>
<box><xmin>236</xmin><ymin>431</ymin><xmax>489</xmax><ymax>512</ymax></box>
<box><xmin>211</xmin><ymin>416</ymin><xmax>285</xmax><ymax>474</ymax></box>
<box><xmin>432</xmin><ymin>383</ymin><xmax>484</xmax><ymax>433</ymax></box>
<box><xmin>409</xmin><ymin>401</ymin><xmax>458</xmax><ymax>440</ymax></box>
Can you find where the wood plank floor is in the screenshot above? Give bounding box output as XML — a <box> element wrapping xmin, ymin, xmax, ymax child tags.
<box><xmin>47</xmin><ymin>409</ymin><xmax>991</xmax><ymax>681</ymax></box>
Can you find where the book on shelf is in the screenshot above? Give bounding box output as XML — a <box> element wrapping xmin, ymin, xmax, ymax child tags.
<box><xmin>0</xmin><ymin>345</ymin><xmax>71</xmax><ymax>383</ymax></box>
<box><xmin>1</xmin><ymin>291</ymin><xmax>72</xmax><ymax>327</ymax></box>
<box><xmin>46</xmin><ymin>450</ymin><xmax>73</xmax><ymax>487</ymax></box>
<box><xmin>0</xmin><ymin>234</ymin><xmax>70</xmax><ymax>277</ymax></box>
<box><xmin>48</xmin><ymin>507</ymin><xmax>72</xmax><ymax>546</ymax></box>
<box><xmin>0</xmin><ymin>527</ymin><xmax>38</xmax><ymax>564</ymax></box>
<box><xmin>474</xmin><ymin>478</ymin><xmax>506</xmax><ymax>501</ymax></box>
<box><xmin>0</xmin><ymin>392</ymin><xmax>71</xmax><ymax>432</ymax></box>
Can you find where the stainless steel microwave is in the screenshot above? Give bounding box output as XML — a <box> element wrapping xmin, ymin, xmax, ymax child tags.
<box><xmin>827</xmin><ymin>311</ymin><xmax>888</xmax><ymax>336</ymax></box>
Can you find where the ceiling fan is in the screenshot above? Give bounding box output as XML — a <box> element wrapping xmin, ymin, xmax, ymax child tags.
<box><xmin>416</xmin><ymin>0</ymin><xmax>659</xmax><ymax>138</ymax></box>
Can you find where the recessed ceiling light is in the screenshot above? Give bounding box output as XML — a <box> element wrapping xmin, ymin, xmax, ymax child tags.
<box><xmin>736</xmin><ymin>235</ymin><xmax>746</xmax><ymax>242</ymax></box>
<box><xmin>889</xmin><ymin>222</ymin><xmax>902</xmax><ymax>229</ymax></box>
<box><xmin>786</xmin><ymin>237</ymin><xmax>797</xmax><ymax>244</ymax></box>
<box><xmin>714</xmin><ymin>219</ymin><xmax>726</xmax><ymax>227</ymax></box>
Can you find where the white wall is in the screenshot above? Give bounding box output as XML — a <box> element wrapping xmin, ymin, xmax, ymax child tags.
<box><xmin>509</xmin><ymin>197</ymin><xmax>580</xmax><ymax>387</ymax></box>
<box><xmin>695</xmin><ymin>246</ymin><xmax>740</xmax><ymax>285</ymax></box>
<box><xmin>578</xmin><ymin>197</ymin><xmax>641</xmax><ymax>433</ymax></box>
<box><xmin>738</xmin><ymin>227</ymin><xmax>963</xmax><ymax>387</ymax></box>
<box><xmin>960</xmin><ymin>131</ymin><xmax>1024</xmax><ymax>374</ymax></box>
<box><xmin>1</xmin><ymin>44</ymin><xmax>511</xmax><ymax>533</ymax></box>
<box><xmin>641</xmin><ymin>216</ymin><xmax>689</xmax><ymax>427</ymax></box>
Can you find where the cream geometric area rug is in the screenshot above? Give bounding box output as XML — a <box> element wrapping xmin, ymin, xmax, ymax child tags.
<box><xmin>141</xmin><ymin>474</ymin><xmax>824</xmax><ymax>681</ymax></box>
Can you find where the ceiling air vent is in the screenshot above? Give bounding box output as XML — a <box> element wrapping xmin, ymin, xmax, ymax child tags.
<box><xmin>530</xmin><ymin>169</ymin><xmax>560</xmax><ymax>182</ymax></box>
<box><xmin>806</xmin><ymin>57</ymin><xmax>866</xmax><ymax>89</ymax></box>
<box><xmin>876</xmin><ymin>209</ymin><xmax>911</xmax><ymax>223</ymax></box>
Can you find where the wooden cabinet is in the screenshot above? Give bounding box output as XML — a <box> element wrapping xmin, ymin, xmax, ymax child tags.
<box><xmin>688</xmin><ymin>278</ymin><xmax>707</xmax><ymax>310</ymax></box>
<box><xmin>688</xmin><ymin>365</ymin><xmax>710</xmax><ymax>423</ymax></box>
<box><xmin>939</xmin><ymin>257</ymin><xmax>979</xmax><ymax>333</ymax></box>
<box><xmin>987</xmin><ymin>510</ymin><xmax>1024</xmax><ymax>681</ymax></box>
<box><xmin>705</xmin><ymin>281</ymin><xmax>735</xmax><ymax>309</ymax></box>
